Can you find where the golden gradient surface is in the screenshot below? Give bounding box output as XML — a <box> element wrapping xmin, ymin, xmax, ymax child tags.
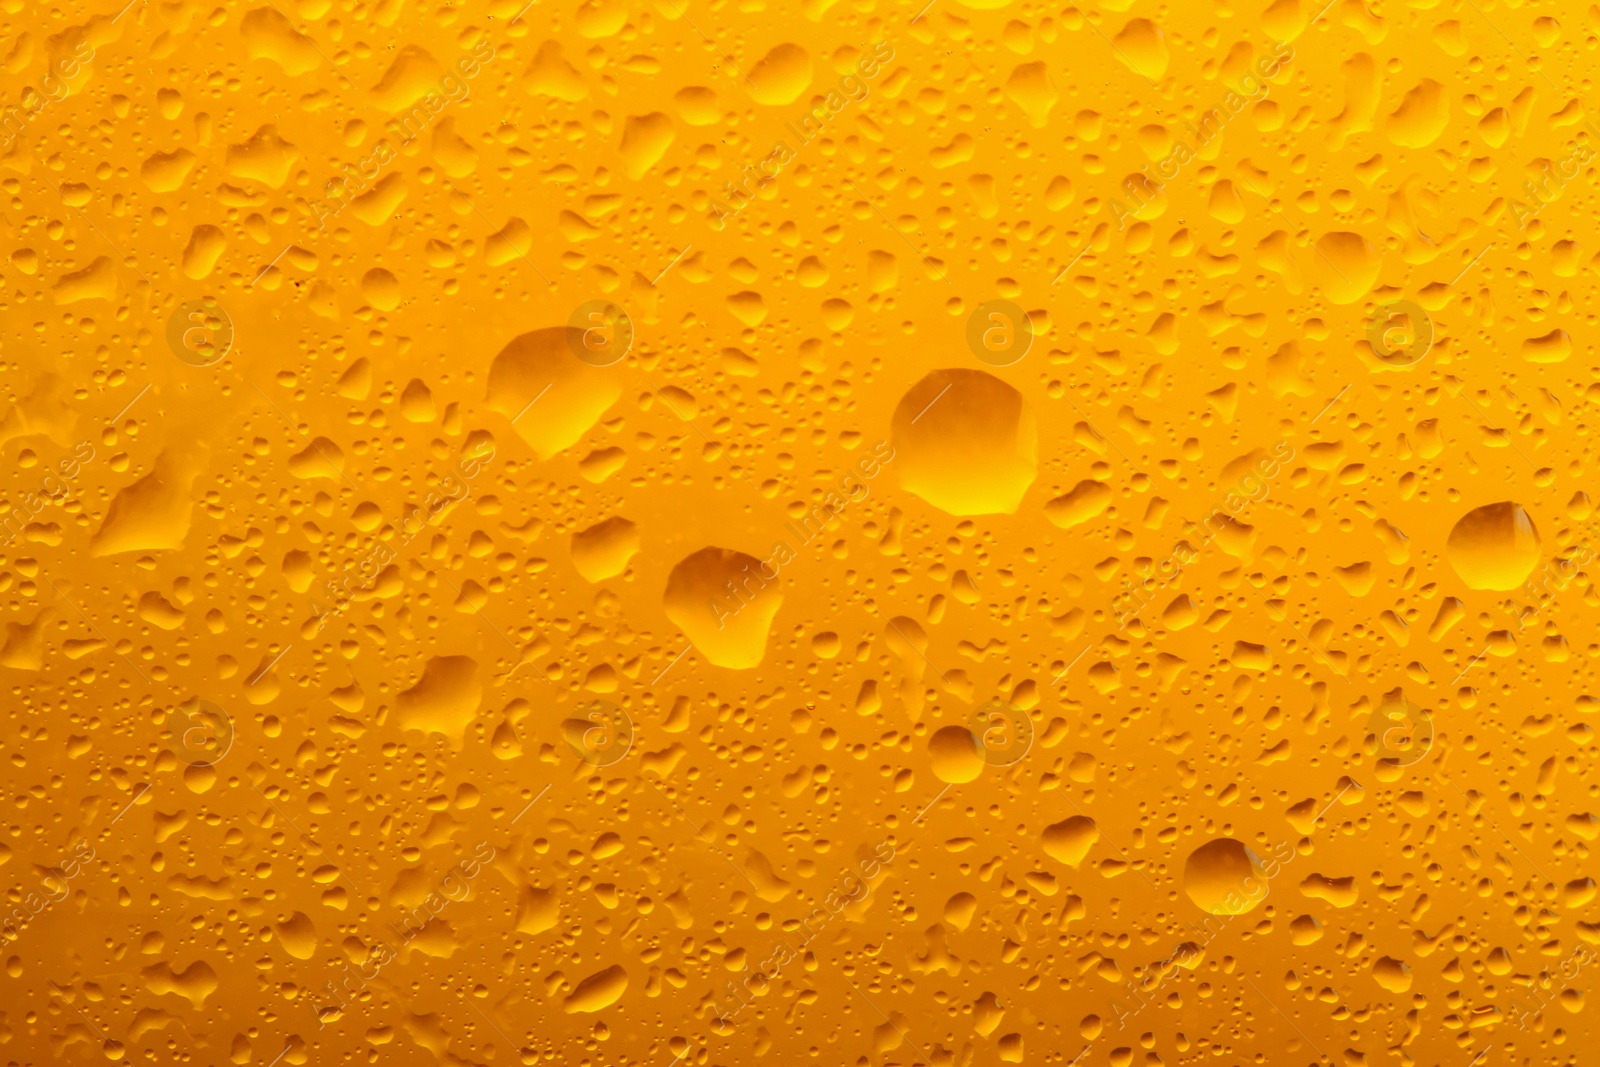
<box><xmin>2</xmin><ymin>1</ymin><xmax>1599</xmax><ymax>1066</ymax></box>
